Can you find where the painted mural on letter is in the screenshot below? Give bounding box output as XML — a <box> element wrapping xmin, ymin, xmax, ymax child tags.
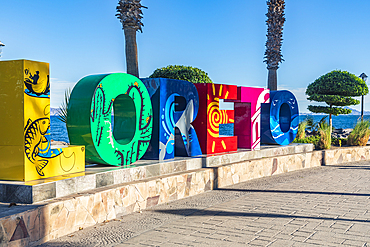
<box><xmin>142</xmin><ymin>78</ymin><xmax>202</xmax><ymax>160</ymax></box>
<box><xmin>226</xmin><ymin>87</ymin><xmax>270</xmax><ymax>150</ymax></box>
<box><xmin>192</xmin><ymin>83</ymin><xmax>238</xmax><ymax>154</ymax></box>
<box><xmin>22</xmin><ymin>63</ymin><xmax>84</xmax><ymax>180</ymax></box>
<box><xmin>0</xmin><ymin>60</ymin><xmax>85</xmax><ymax>181</ymax></box>
<box><xmin>261</xmin><ymin>90</ymin><xmax>299</xmax><ymax>145</ymax></box>
<box><xmin>67</xmin><ymin>73</ymin><xmax>153</xmax><ymax>166</ymax></box>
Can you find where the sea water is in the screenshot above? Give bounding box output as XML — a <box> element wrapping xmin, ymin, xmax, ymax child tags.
<box><xmin>299</xmin><ymin>114</ymin><xmax>370</xmax><ymax>129</ymax></box>
<box><xmin>50</xmin><ymin>115</ymin><xmax>370</xmax><ymax>142</ymax></box>
<box><xmin>50</xmin><ymin>116</ymin><xmax>70</xmax><ymax>143</ymax></box>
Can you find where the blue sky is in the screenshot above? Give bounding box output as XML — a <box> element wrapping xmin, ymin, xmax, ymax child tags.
<box><xmin>1</xmin><ymin>0</ymin><xmax>370</xmax><ymax>113</ymax></box>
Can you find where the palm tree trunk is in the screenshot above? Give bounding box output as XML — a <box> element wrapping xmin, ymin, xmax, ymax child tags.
<box><xmin>268</xmin><ymin>69</ymin><xmax>277</xmax><ymax>91</ymax></box>
<box><xmin>124</xmin><ymin>27</ymin><xmax>139</xmax><ymax>78</ymax></box>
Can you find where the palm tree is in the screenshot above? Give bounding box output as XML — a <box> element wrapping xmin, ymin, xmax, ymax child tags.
<box><xmin>264</xmin><ymin>0</ymin><xmax>285</xmax><ymax>91</ymax></box>
<box><xmin>116</xmin><ymin>0</ymin><xmax>147</xmax><ymax>78</ymax></box>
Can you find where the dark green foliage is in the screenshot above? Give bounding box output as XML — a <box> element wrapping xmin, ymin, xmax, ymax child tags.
<box><xmin>304</xmin><ymin>116</ymin><xmax>315</xmax><ymax>134</ymax></box>
<box><xmin>307</xmin><ymin>95</ymin><xmax>359</xmax><ymax>106</ymax></box>
<box><xmin>332</xmin><ymin>137</ymin><xmax>347</xmax><ymax>147</ymax></box>
<box><xmin>306</xmin><ymin>70</ymin><xmax>368</xmax><ymax>116</ymax></box>
<box><xmin>294</xmin><ymin>116</ymin><xmax>349</xmax><ymax>148</ymax></box>
<box><xmin>306</xmin><ymin>70</ymin><xmax>368</xmax><ymax>133</ymax></box>
<box><xmin>308</xmin><ymin>106</ymin><xmax>352</xmax><ymax>116</ymax></box>
<box><xmin>293</xmin><ymin>135</ymin><xmax>320</xmax><ymax>145</ymax></box>
<box><xmin>293</xmin><ymin>118</ymin><xmax>347</xmax><ymax>149</ymax></box>
<box><xmin>149</xmin><ymin>65</ymin><xmax>213</xmax><ymax>84</ymax></box>
<box><xmin>305</xmin><ymin>116</ymin><xmax>327</xmax><ymax>135</ymax></box>
<box><xmin>294</xmin><ymin>135</ymin><xmax>347</xmax><ymax>148</ymax></box>
<box><xmin>306</xmin><ymin>70</ymin><xmax>368</xmax><ymax>97</ymax></box>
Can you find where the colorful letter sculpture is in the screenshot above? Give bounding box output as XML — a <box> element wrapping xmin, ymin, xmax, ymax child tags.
<box><xmin>141</xmin><ymin>78</ymin><xmax>202</xmax><ymax>160</ymax></box>
<box><xmin>0</xmin><ymin>60</ymin><xmax>85</xmax><ymax>181</ymax></box>
<box><xmin>261</xmin><ymin>90</ymin><xmax>299</xmax><ymax>145</ymax></box>
<box><xmin>226</xmin><ymin>87</ymin><xmax>270</xmax><ymax>150</ymax></box>
<box><xmin>67</xmin><ymin>73</ymin><xmax>153</xmax><ymax>166</ymax></box>
<box><xmin>192</xmin><ymin>83</ymin><xmax>238</xmax><ymax>154</ymax></box>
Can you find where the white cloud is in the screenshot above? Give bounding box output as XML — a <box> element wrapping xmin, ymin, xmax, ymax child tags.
<box><xmin>278</xmin><ymin>85</ymin><xmax>322</xmax><ymax>114</ymax></box>
<box><xmin>50</xmin><ymin>78</ymin><xmax>77</xmax><ymax>108</ymax></box>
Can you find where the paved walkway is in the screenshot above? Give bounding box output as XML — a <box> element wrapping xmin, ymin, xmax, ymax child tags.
<box><xmin>40</xmin><ymin>161</ymin><xmax>370</xmax><ymax>247</ymax></box>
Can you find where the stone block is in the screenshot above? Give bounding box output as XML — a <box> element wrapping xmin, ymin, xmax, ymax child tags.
<box><xmin>75</xmin><ymin>174</ymin><xmax>96</xmax><ymax>193</ymax></box>
<box><xmin>33</xmin><ymin>183</ymin><xmax>56</xmax><ymax>203</ymax></box>
<box><xmin>3</xmin><ymin>185</ymin><xmax>33</xmax><ymax>204</ymax></box>
<box><xmin>55</xmin><ymin>178</ymin><xmax>76</xmax><ymax>198</ymax></box>
<box><xmin>130</xmin><ymin>167</ymin><xmax>146</xmax><ymax>181</ymax></box>
<box><xmin>96</xmin><ymin>172</ymin><xmax>114</xmax><ymax>188</ymax></box>
<box><xmin>186</xmin><ymin>158</ymin><xmax>202</xmax><ymax>170</ymax></box>
<box><xmin>145</xmin><ymin>164</ymin><xmax>160</xmax><ymax>178</ymax></box>
<box><xmin>173</xmin><ymin>161</ymin><xmax>187</xmax><ymax>173</ymax></box>
<box><xmin>113</xmin><ymin>169</ymin><xmax>131</xmax><ymax>184</ymax></box>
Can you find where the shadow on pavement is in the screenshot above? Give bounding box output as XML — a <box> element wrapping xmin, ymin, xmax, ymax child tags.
<box><xmin>215</xmin><ymin>188</ymin><xmax>370</xmax><ymax>197</ymax></box>
<box><xmin>329</xmin><ymin>164</ymin><xmax>370</xmax><ymax>170</ymax></box>
<box><xmin>153</xmin><ymin>208</ymin><xmax>369</xmax><ymax>223</ymax></box>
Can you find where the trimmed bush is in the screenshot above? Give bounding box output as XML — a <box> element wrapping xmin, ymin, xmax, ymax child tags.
<box><xmin>293</xmin><ymin>135</ymin><xmax>320</xmax><ymax>145</ymax></box>
<box><xmin>294</xmin><ymin>135</ymin><xmax>347</xmax><ymax>148</ymax></box>
<box><xmin>331</xmin><ymin>137</ymin><xmax>347</xmax><ymax>147</ymax></box>
<box><xmin>149</xmin><ymin>65</ymin><xmax>213</xmax><ymax>84</ymax></box>
<box><xmin>306</xmin><ymin>70</ymin><xmax>368</xmax><ymax>133</ymax></box>
<box><xmin>347</xmin><ymin>120</ymin><xmax>370</xmax><ymax>146</ymax></box>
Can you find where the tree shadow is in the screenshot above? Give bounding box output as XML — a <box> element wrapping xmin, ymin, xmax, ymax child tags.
<box><xmin>328</xmin><ymin>164</ymin><xmax>370</xmax><ymax>170</ymax></box>
<box><xmin>216</xmin><ymin>188</ymin><xmax>370</xmax><ymax>197</ymax></box>
<box><xmin>153</xmin><ymin>208</ymin><xmax>369</xmax><ymax>223</ymax></box>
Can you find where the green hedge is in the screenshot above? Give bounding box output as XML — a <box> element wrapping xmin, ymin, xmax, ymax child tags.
<box><xmin>293</xmin><ymin>135</ymin><xmax>320</xmax><ymax>145</ymax></box>
<box><xmin>149</xmin><ymin>65</ymin><xmax>213</xmax><ymax>84</ymax></box>
<box><xmin>293</xmin><ymin>135</ymin><xmax>348</xmax><ymax>148</ymax></box>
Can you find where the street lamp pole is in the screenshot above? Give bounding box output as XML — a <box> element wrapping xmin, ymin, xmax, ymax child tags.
<box><xmin>359</xmin><ymin>73</ymin><xmax>368</xmax><ymax>121</ymax></box>
<box><xmin>0</xmin><ymin>41</ymin><xmax>4</xmax><ymax>59</ymax></box>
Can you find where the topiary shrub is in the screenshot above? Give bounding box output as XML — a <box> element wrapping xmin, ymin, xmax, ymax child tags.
<box><xmin>149</xmin><ymin>65</ymin><xmax>213</xmax><ymax>84</ymax></box>
<box><xmin>347</xmin><ymin>120</ymin><xmax>370</xmax><ymax>146</ymax></box>
<box><xmin>306</xmin><ymin>70</ymin><xmax>368</xmax><ymax>133</ymax></box>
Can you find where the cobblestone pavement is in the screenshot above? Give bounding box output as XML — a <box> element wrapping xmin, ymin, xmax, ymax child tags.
<box><xmin>40</xmin><ymin>161</ymin><xmax>370</xmax><ymax>247</ymax></box>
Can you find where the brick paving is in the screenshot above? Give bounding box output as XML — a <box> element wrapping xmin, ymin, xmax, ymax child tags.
<box><xmin>40</xmin><ymin>161</ymin><xmax>370</xmax><ymax>246</ymax></box>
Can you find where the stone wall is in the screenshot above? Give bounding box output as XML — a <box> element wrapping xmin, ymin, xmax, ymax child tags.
<box><xmin>1</xmin><ymin>145</ymin><xmax>370</xmax><ymax>247</ymax></box>
<box><xmin>217</xmin><ymin>150</ymin><xmax>323</xmax><ymax>188</ymax></box>
<box><xmin>0</xmin><ymin>169</ymin><xmax>213</xmax><ymax>247</ymax></box>
<box><xmin>324</xmin><ymin>146</ymin><xmax>370</xmax><ymax>165</ymax></box>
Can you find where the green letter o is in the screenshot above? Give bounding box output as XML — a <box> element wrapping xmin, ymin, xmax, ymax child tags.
<box><xmin>67</xmin><ymin>73</ymin><xmax>153</xmax><ymax>166</ymax></box>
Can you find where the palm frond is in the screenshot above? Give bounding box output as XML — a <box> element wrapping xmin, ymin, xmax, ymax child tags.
<box><xmin>116</xmin><ymin>0</ymin><xmax>147</xmax><ymax>32</ymax></box>
<box><xmin>57</xmin><ymin>88</ymin><xmax>71</xmax><ymax>124</ymax></box>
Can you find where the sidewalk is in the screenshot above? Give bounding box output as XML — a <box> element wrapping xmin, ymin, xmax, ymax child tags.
<box><xmin>39</xmin><ymin>161</ymin><xmax>370</xmax><ymax>247</ymax></box>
